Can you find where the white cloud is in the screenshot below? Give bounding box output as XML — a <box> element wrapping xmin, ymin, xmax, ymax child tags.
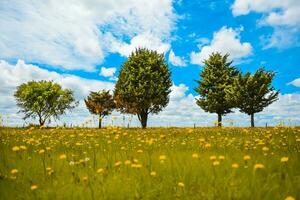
<box><xmin>231</xmin><ymin>0</ymin><xmax>300</xmax><ymax>48</ymax></box>
<box><xmin>100</xmin><ymin>67</ymin><xmax>116</xmax><ymax>77</ymax></box>
<box><xmin>288</xmin><ymin>78</ymin><xmax>300</xmax><ymax>87</ymax></box>
<box><xmin>168</xmin><ymin>50</ymin><xmax>187</xmax><ymax>67</ymax></box>
<box><xmin>106</xmin><ymin>32</ymin><xmax>171</xmax><ymax>57</ymax></box>
<box><xmin>190</xmin><ymin>27</ymin><xmax>252</xmax><ymax>65</ymax></box>
<box><xmin>0</xmin><ymin>0</ymin><xmax>176</xmax><ymax>71</ymax></box>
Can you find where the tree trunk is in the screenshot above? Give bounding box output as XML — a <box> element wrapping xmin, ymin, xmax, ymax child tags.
<box><xmin>138</xmin><ymin>111</ymin><xmax>148</xmax><ymax>129</ymax></box>
<box><xmin>250</xmin><ymin>113</ymin><xmax>255</xmax><ymax>127</ymax></box>
<box><xmin>98</xmin><ymin>115</ymin><xmax>102</xmax><ymax>129</ymax></box>
<box><xmin>217</xmin><ymin>113</ymin><xmax>222</xmax><ymax>127</ymax></box>
<box><xmin>39</xmin><ymin>116</ymin><xmax>45</xmax><ymax>126</ymax></box>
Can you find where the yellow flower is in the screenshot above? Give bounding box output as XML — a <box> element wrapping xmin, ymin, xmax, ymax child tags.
<box><xmin>285</xmin><ymin>196</ymin><xmax>295</xmax><ymax>200</ymax></box>
<box><xmin>30</xmin><ymin>185</ymin><xmax>38</xmax><ymax>190</ymax></box>
<box><xmin>131</xmin><ymin>164</ymin><xmax>142</xmax><ymax>168</ymax></box>
<box><xmin>137</xmin><ymin>149</ymin><xmax>143</xmax><ymax>153</ymax></box>
<box><xmin>20</xmin><ymin>145</ymin><xmax>27</xmax><ymax>150</ymax></box>
<box><xmin>192</xmin><ymin>153</ymin><xmax>199</xmax><ymax>159</ymax></box>
<box><xmin>262</xmin><ymin>147</ymin><xmax>269</xmax><ymax>151</ymax></box>
<box><xmin>205</xmin><ymin>143</ymin><xmax>211</xmax><ymax>148</ymax></box>
<box><xmin>213</xmin><ymin>161</ymin><xmax>220</xmax><ymax>166</ymax></box>
<box><xmin>10</xmin><ymin>169</ymin><xmax>18</xmax><ymax>174</ymax></box>
<box><xmin>281</xmin><ymin>157</ymin><xmax>289</xmax><ymax>163</ymax></box>
<box><xmin>38</xmin><ymin>149</ymin><xmax>45</xmax><ymax>154</ymax></box>
<box><xmin>59</xmin><ymin>154</ymin><xmax>67</xmax><ymax>160</ymax></box>
<box><xmin>243</xmin><ymin>155</ymin><xmax>251</xmax><ymax>161</ymax></box>
<box><xmin>232</xmin><ymin>163</ymin><xmax>239</xmax><ymax>169</ymax></box>
<box><xmin>124</xmin><ymin>160</ymin><xmax>131</xmax><ymax>165</ymax></box>
<box><xmin>159</xmin><ymin>155</ymin><xmax>166</xmax><ymax>161</ymax></box>
<box><xmin>254</xmin><ymin>163</ymin><xmax>265</xmax><ymax>170</ymax></box>
<box><xmin>115</xmin><ymin>161</ymin><xmax>122</xmax><ymax>167</ymax></box>
<box><xmin>210</xmin><ymin>156</ymin><xmax>217</xmax><ymax>161</ymax></box>
<box><xmin>12</xmin><ymin>146</ymin><xmax>20</xmax><ymax>152</ymax></box>
<box><xmin>219</xmin><ymin>155</ymin><xmax>225</xmax><ymax>160</ymax></box>
<box><xmin>150</xmin><ymin>171</ymin><xmax>156</xmax><ymax>177</ymax></box>
<box><xmin>97</xmin><ymin>168</ymin><xmax>104</xmax><ymax>174</ymax></box>
<box><xmin>178</xmin><ymin>182</ymin><xmax>185</xmax><ymax>187</ymax></box>
<box><xmin>82</xmin><ymin>176</ymin><xmax>88</xmax><ymax>182</ymax></box>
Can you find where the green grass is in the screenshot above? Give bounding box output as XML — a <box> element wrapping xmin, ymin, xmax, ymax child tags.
<box><xmin>0</xmin><ymin>127</ymin><xmax>300</xmax><ymax>200</ymax></box>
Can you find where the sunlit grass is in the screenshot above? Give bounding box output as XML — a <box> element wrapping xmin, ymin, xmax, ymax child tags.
<box><xmin>0</xmin><ymin>127</ymin><xmax>299</xmax><ymax>199</ymax></box>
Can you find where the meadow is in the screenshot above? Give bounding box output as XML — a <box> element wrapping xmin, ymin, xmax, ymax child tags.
<box><xmin>0</xmin><ymin>127</ymin><xmax>299</xmax><ymax>200</ymax></box>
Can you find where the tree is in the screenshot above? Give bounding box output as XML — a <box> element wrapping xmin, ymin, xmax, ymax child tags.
<box><xmin>114</xmin><ymin>48</ymin><xmax>172</xmax><ymax>128</ymax></box>
<box><xmin>195</xmin><ymin>52</ymin><xmax>239</xmax><ymax>127</ymax></box>
<box><xmin>84</xmin><ymin>90</ymin><xmax>115</xmax><ymax>128</ymax></box>
<box><xmin>233</xmin><ymin>68</ymin><xmax>279</xmax><ymax>127</ymax></box>
<box><xmin>14</xmin><ymin>80</ymin><xmax>77</xmax><ymax>126</ymax></box>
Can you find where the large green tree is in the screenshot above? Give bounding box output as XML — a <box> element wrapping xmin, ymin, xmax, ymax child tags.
<box><xmin>195</xmin><ymin>52</ymin><xmax>239</xmax><ymax>127</ymax></box>
<box><xmin>14</xmin><ymin>80</ymin><xmax>77</xmax><ymax>126</ymax></box>
<box><xmin>233</xmin><ymin>68</ymin><xmax>279</xmax><ymax>127</ymax></box>
<box><xmin>84</xmin><ymin>90</ymin><xmax>115</xmax><ymax>128</ymax></box>
<box><xmin>114</xmin><ymin>48</ymin><xmax>172</xmax><ymax>128</ymax></box>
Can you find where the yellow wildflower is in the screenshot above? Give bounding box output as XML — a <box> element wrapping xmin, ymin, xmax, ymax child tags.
<box><xmin>210</xmin><ymin>156</ymin><xmax>217</xmax><ymax>161</ymax></box>
<box><xmin>115</xmin><ymin>161</ymin><xmax>122</xmax><ymax>167</ymax></box>
<box><xmin>213</xmin><ymin>161</ymin><xmax>220</xmax><ymax>166</ymax></box>
<box><xmin>159</xmin><ymin>155</ymin><xmax>166</xmax><ymax>161</ymax></box>
<box><xmin>38</xmin><ymin>149</ymin><xmax>45</xmax><ymax>154</ymax></box>
<box><xmin>178</xmin><ymin>182</ymin><xmax>185</xmax><ymax>187</ymax></box>
<box><xmin>12</xmin><ymin>146</ymin><xmax>20</xmax><ymax>152</ymax></box>
<box><xmin>232</xmin><ymin>163</ymin><xmax>239</xmax><ymax>169</ymax></box>
<box><xmin>192</xmin><ymin>153</ymin><xmax>199</xmax><ymax>159</ymax></box>
<box><xmin>219</xmin><ymin>155</ymin><xmax>225</xmax><ymax>160</ymax></box>
<box><xmin>285</xmin><ymin>196</ymin><xmax>295</xmax><ymax>200</ymax></box>
<box><xmin>30</xmin><ymin>185</ymin><xmax>38</xmax><ymax>190</ymax></box>
<box><xmin>59</xmin><ymin>154</ymin><xmax>67</xmax><ymax>160</ymax></box>
<box><xmin>254</xmin><ymin>163</ymin><xmax>265</xmax><ymax>170</ymax></box>
<box><xmin>243</xmin><ymin>155</ymin><xmax>251</xmax><ymax>161</ymax></box>
<box><xmin>124</xmin><ymin>160</ymin><xmax>131</xmax><ymax>165</ymax></box>
<box><xmin>20</xmin><ymin>145</ymin><xmax>27</xmax><ymax>150</ymax></box>
<box><xmin>150</xmin><ymin>171</ymin><xmax>156</xmax><ymax>177</ymax></box>
<box><xmin>10</xmin><ymin>169</ymin><xmax>18</xmax><ymax>174</ymax></box>
<box><xmin>281</xmin><ymin>157</ymin><xmax>289</xmax><ymax>163</ymax></box>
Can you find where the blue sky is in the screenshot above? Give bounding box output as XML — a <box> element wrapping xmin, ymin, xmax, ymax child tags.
<box><xmin>0</xmin><ymin>0</ymin><xmax>300</xmax><ymax>127</ymax></box>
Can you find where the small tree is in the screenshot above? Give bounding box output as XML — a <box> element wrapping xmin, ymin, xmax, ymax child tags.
<box><xmin>84</xmin><ymin>90</ymin><xmax>115</xmax><ymax>128</ymax></box>
<box><xmin>233</xmin><ymin>68</ymin><xmax>279</xmax><ymax>127</ymax></box>
<box><xmin>114</xmin><ymin>48</ymin><xmax>172</xmax><ymax>128</ymax></box>
<box><xmin>195</xmin><ymin>52</ymin><xmax>239</xmax><ymax>127</ymax></box>
<box><xmin>14</xmin><ymin>80</ymin><xmax>77</xmax><ymax>126</ymax></box>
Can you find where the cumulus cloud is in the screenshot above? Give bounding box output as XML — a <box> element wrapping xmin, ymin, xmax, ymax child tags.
<box><xmin>168</xmin><ymin>50</ymin><xmax>187</xmax><ymax>67</ymax></box>
<box><xmin>231</xmin><ymin>0</ymin><xmax>300</xmax><ymax>48</ymax></box>
<box><xmin>190</xmin><ymin>27</ymin><xmax>252</xmax><ymax>65</ymax></box>
<box><xmin>106</xmin><ymin>32</ymin><xmax>171</xmax><ymax>57</ymax></box>
<box><xmin>100</xmin><ymin>67</ymin><xmax>116</xmax><ymax>77</ymax></box>
<box><xmin>0</xmin><ymin>0</ymin><xmax>176</xmax><ymax>71</ymax></box>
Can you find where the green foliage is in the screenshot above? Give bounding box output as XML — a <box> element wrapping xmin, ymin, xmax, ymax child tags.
<box><xmin>84</xmin><ymin>90</ymin><xmax>115</xmax><ymax>128</ymax></box>
<box><xmin>114</xmin><ymin>48</ymin><xmax>172</xmax><ymax>128</ymax></box>
<box><xmin>195</xmin><ymin>52</ymin><xmax>239</xmax><ymax>126</ymax></box>
<box><xmin>14</xmin><ymin>80</ymin><xmax>77</xmax><ymax>126</ymax></box>
<box><xmin>233</xmin><ymin>68</ymin><xmax>279</xmax><ymax>127</ymax></box>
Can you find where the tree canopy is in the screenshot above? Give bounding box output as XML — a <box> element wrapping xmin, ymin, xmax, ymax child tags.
<box><xmin>233</xmin><ymin>68</ymin><xmax>279</xmax><ymax>127</ymax></box>
<box><xmin>114</xmin><ymin>48</ymin><xmax>172</xmax><ymax>128</ymax></box>
<box><xmin>84</xmin><ymin>90</ymin><xmax>115</xmax><ymax>128</ymax></box>
<box><xmin>195</xmin><ymin>52</ymin><xmax>239</xmax><ymax>127</ymax></box>
<box><xmin>14</xmin><ymin>80</ymin><xmax>77</xmax><ymax>126</ymax></box>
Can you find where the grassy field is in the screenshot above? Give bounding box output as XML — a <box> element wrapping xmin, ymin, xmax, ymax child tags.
<box><xmin>0</xmin><ymin>127</ymin><xmax>299</xmax><ymax>200</ymax></box>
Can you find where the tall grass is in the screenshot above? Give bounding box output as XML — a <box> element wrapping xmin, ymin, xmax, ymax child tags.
<box><xmin>0</xmin><ymin>127</ymin><xmax>299</xmax><ymax>199</ymax></box>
